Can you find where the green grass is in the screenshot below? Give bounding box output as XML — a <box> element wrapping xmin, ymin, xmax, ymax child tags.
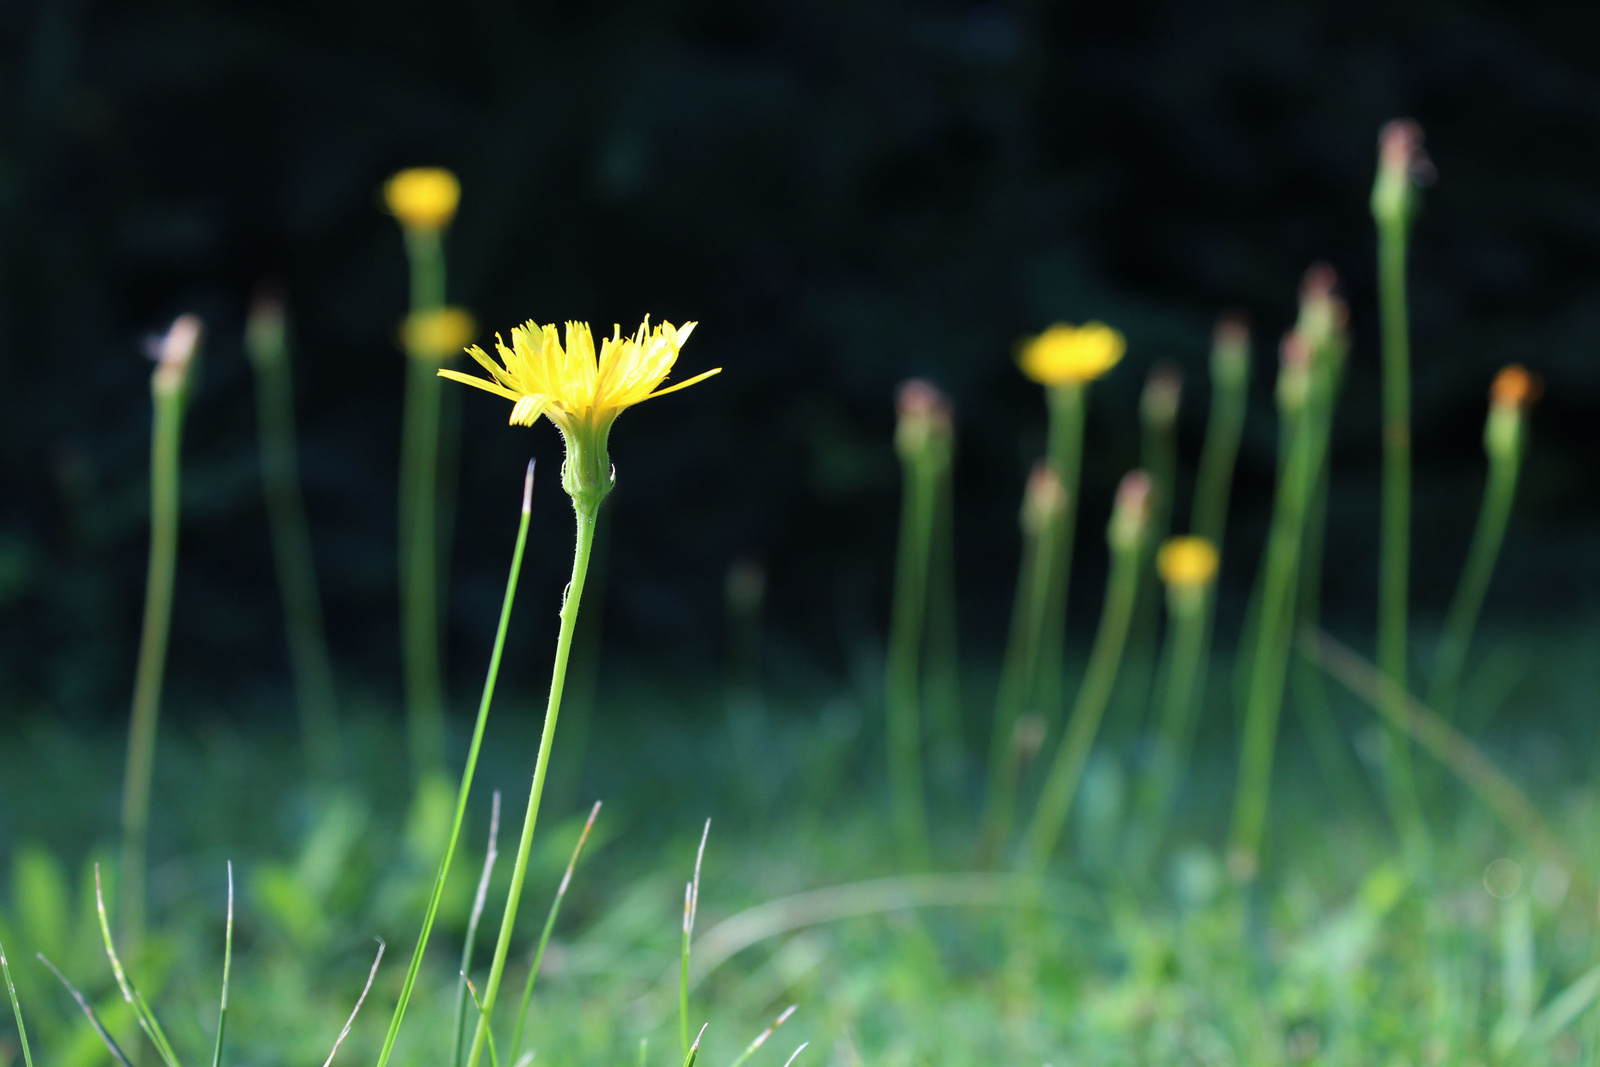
<box><xmin>3</xmin><ymin>622</ymin><xmax>1600</xmax><ymax>1067</ymax></box>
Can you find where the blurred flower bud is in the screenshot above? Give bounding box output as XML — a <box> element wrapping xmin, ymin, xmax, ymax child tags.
<box><xmin>1010</xmin><ymin>712</ymin><xmax>1048</xmax><ymax>771</ymax></box>
<box><xmin>1211</xmin><ymin>312</ymin><xmax>1250</xmax><ymax>389</ymax></box>
<box><xmin>894</xmin><ymin>378</ymin><xmax>954</xmax><ymax>461</ymax></box>
<box><xmin>152</xmin><ymin>314</ymin><xmax>203</xmax><ymax>398</ymax></box>
<box><xmin>725</xmin><ymin>557</ymin><xmax>766</xmax><ymax>617</ymax></box>
<box><xmin>383</xmin><ymin>167</ymin><xmax>461</xmax><ymax>231</ymax></box>
<box><xmin>1371</xmin><ymin>119</ymin><xmax>1432</xmax><ymax>230</ymax></box>
<box><xmin>1484</xmin><ymin>364</ymin><xmax>1540</xmax><ymax>461</ymax></box>
<box><xmin>1276</xmin><ymin>332</ymin><xmax>1312</xmax><ymax>415</ymax></box>
<box><xmin>246</xmin><ymin>284</ymin><xmax>287</xmax><ymax>369</ymax></box>
<box><xmin>401</xmin><ymin>307</ymin><xmax>477</xmax><ymax>362</ymax></box>
<box><xmin>1020</xmin><ymin>460</ymin><xmax>1067</xmax><ymax>537</ymax></box>
<box><xmin>1141</xmin><ymin>361</ymin><xmax>1183</xmax><ymax>432</ymax></box>
<box><xmin>1106</xmin><ymin>469</ymin><xmax>1152</xmax><ymax>553</ymax></box>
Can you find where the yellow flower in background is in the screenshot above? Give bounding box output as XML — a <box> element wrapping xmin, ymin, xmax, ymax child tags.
<box><xmin>1157</xmin><ymin>536</ymin><xmax>1220</xmax><ymax>589</ymax></box>
<box><xmin>440</xmin><ymin>317</ymin><xmax>720</xmax><ymax>507</ymax></box>
<box><xmin>1018</xmin><ymin>321</ymin><xmax>1126</xmax><ymax>386</ymax></box>
<box><xmin>384</xmin><ymin>168</ymin><xmax>461</xmax><ymax>231</ymax></box>
<box><xmin>401</xmin><ymin>307</ymin><xmax>476</xmax><ymax>361</ymax></box>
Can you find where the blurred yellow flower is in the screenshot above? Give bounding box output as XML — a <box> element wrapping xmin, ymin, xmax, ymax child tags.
<box><xmin>401</xmin><ymin>307</ymin><xmax>476</xmax><ymax>361</ymax></box>
<box><xmin>1018</xmin><ymin>322</ymin><xmax>1126</xmax><ymax>386</ymax></box>
<box><xmin>1157</xmin><ymin>536</ymin><xmax>1219</xmax><ymax>589</ymax></box>
<box><xmin>384</xmin><ymin>168</ymin><xmax>461</xmax><ymax>231</ymax></box>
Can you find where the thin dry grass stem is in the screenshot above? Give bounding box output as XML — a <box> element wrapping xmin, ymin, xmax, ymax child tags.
<box><xmin>508</xmin><ymin>800</ymin><xmax>603</xmax><ymax>1062</ymax></box>
<box><xmin>728</xmin><ymin>1005</ymin><xmax>798</xmax><ymax>1067</ymax></box>
<box><xmin>1304</xmin><ymin>628</ymin><xmax>1591</xmax><ymax>903</ymax></box>
<box><xmin>683</xmin><ymin>1023</ymin><xmax>709</xmax><ymax>1067</ymax></box>
<box><xmin>322</xmin><ymin>938</ymin><xmax>385</xmax><ymax>1067</ymax></box>
<box><xmin>36</xmin><ymin>954</ymin><xmax>134</xmax><ymax>1067</ymax></box>
<box><xmin>454</xmin><ymin>791</ymin><xmax>502</xmax><ymax>1067</ymax></box>
<box><xmin>779</xmin><ymin>1043</ymin><xmax>809</xmax><ymax>1067</ymax></box>
<box><xmin>681</xmin><ymin>819</ymin><xmax>711</xmax><ymax>1058</ymax></box>
<box><xmin>459</xmin><ymin>975</ymin><xmax>500</xmax><ymax>1067</ymax></box>
<box><xmin>0</xmin><ymin>935</ymin><xmax>35</xmax><ymax>1067</ymax></box>
<box><xmin>93</xmin><ymin>865</ymin><xmax>181</xmax><ymax>1067</ymax></box>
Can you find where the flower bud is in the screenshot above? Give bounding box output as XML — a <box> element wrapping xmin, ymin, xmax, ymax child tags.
<box><xmin>1019</xmin><ymin>461</ymin><xmax>1067</xmax><ymax>537</ymax></box>
<box><xmin>152</xmin><ymin>314</ymin><xmax>203</xmax><ymax>398</ymax></box>
<box><xmin>1370</xmin><ymin>119</ymin><xmax>1433</xmax><ymax>230</ymax></box>
<box><xmin>1158</xmin><ymin>535</ymin><xmax>1219</xmax><ymax>616</ymax></box>
<box><xmin>894</xmin><ymin>378</ymin><xmax>954</xmax><ymax>461</ymax></box>
<box><xmin>1141</xmin><ymin>361</ymin><xmax>1183</xmax><ymax>432</ymax></box>
<box><xmin>246</xmin><ymin>285</ymin><xmax>287</xmax><ymax>369</ymax></box>
<box><xmin>401</xmin><ymin>307</ymin><xmax>477</xmax><ymax>362</ymax></box>
<box><xmin>1276</xmin><ymin>332</ymin><xmax>1312</xmax><ymax>415</ymax></box>
<box><xmin>1211</xmin><ymin>312</ymin><xmax>1250</xmax><ymax>389</ymax></box>
<box><xmin>1106</xmin><ymin>469</ymin><xmax>1152</xmax><ymax>553</ymax></box>
<box><xmin>383</xmin><ymin>167</ymin><xmax>461</xmax><ymax>231</ymax></box>
<box><xmin>1484</xmin><ymin>364</ymin><xmax>1540</xmax><ymax>462</ymax></box>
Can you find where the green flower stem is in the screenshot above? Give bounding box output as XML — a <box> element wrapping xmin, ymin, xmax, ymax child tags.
<box><xmin>1228</xmin><ymin>383</ymin><xmax>1327</xmax><ymax>878</ymax></box>
<box><xmin>1037</xmin><ymin>382</ymin><xmax>1086</xmax><ymax>721</ymax></box>
<box><xmin>886</xmin><ymin>449</ymin><xmax>939</xmax><ymax>868</ymax></box>
<box><xmin>463</xmin><ymin>497</ymin><xmax>599</xmax><ymax>1067</ymax></box>
<box><xmin>246</xmin><ymin>300</ymin><xmax>340</xmax><ymax>778</ymax></box>
<box><xmin>980</xmin><ymin>480</ymin><xmax>1057</xmax><ymax>861</ymax></box>
<box><xmin>119</xmin><ymin>367</ymin><xmax>190</xmax><ymax>955</ymax></box>
<box><xmin>1376</xmin><ymin>210</ymin><xmax>1424</xmax><ymax>846</ymax></box>
<box><xmin>923</xmin><ymin>450</ymin><xmax>962</xmax><ymax>772</ymax></box>
<box><xmin>1192</xmin><ymin>324</ymin><xmax>1250</xmax><ymax>552</ymax></box>
<box><xmin>1129</xmin><ymin>583</ymin><xmax>1208</xmax><ymax>866</ymax></box>
<box><xmin>1430</xmin><ymin>440</ymin><xmax>1521</xmax><ymax>721</ymax></box>
<box><xmin>1022</xmin><ymin>517</ymin><xmax>1143</xmax><ymax>871</ymax></box>
<box><xmin>399</xmin><ymin>225</ymin><xmax>451</xmax><ymax>786</ymax></box>
<box><xmin>1115</xmin><ymin>372</ymin><xmax>1179</xmax><ymax>739</ymax></box>
<box><xmin>376</xmin><ymin>463</ymin><xmax>535</xmax><ymax>1067</ymax></box>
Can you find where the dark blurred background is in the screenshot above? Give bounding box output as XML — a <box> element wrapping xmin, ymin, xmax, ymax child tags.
<box><xmin>2</xmin><ymin>0</ymin><xmax>1597</xmax><ymax>727</ymax></box>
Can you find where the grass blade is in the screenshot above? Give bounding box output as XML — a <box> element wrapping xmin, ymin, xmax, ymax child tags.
<box><xmin>1523</xmin><ymin>961</ymin><xmax>1600</xmax><ymax>1050</ymax></box>
<box><xmin>728</xmin><ymin>1004</ymin><xmax>796</xmax><ymax>1067</ymax></box>
<box><xmin>0</xmin><ymin>935</ymin><xmax>34</xmax><ymax>1067</ymax></box>
<box><xmin>454</xmin><ymin>791</ymin><xmax>502</xmax><ymax>1067</ymax></box>
<box><xmin>459</xmin><ymin>974</ymin><xmax>499</xmax><ymax>1067</ymax></box>
<box><xmin>681</xmin><ymin>820</ymin><xmax>710</xmax><ymax>1058</ymax></box>
<box><xmin>779</xmin><ymin>1043</ymin><xmax>809</xmax><ymax>1067</ymax></box>
<box><xmin>210</xmin><ymin>863</ymin><xmax>234</xmax><ymax>1067</ymax></box>
<box><xmin>93</xmin><ymin>865</ymin><xmax>182</xmax><ymax>1067</ymax></box>
<box><xmin>508</xmin><ymin>800</ymin><xmax>602</xmax><ymax>1062</ymax></box>
<box><xmin>683</xmin><ymin>1023</ymin><xmax>708</xmax><ymax>1067</ymax></box>
<box><xmin>36</xmin><ymin>953</ymin><xmax>134</xmax><ymax>1067</ymax></box>
<box><xmin>323</xmin><ymin>938</ymin><xmax>385</xmax><ymax>1067</ymax></box>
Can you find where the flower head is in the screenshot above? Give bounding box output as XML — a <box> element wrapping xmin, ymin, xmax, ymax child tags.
<box><xmin>1157</xmin><ymin>536</ymin><xmax>1219</xmax><ymax>589</ymax></box>
<box><xmin>402</xmin><ymin>307</ymin><xmax>476</xmax><ymax>361</ymax></box>
<box><xmin>1490</xmin><ymin>364</ymin><xmax>1541</xmax><ymax>411</ymax></box>
<box><xmin>384</xmin><ymin>168</ymin><xmax>461</xmax><ymax>231</ymax></box>
<box><xmin>439</xmin><ymin>316</ymin><xmax>719</xmax><ymax>508</ymax></box>
<box><xmin>1018</xmin><ymin>322</ymin><xmax>1125</xmax><ymax>386</ymax></box>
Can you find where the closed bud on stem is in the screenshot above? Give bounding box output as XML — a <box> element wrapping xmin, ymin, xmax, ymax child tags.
<box><xmin>1211</xmin><ymin>312</ymin><xmax>1250</xmax><ymax>388</ymax></box>
<box><xmin>1141</xmin><ymin>361</ymin><xmax>1183</xmax><ymax>432</ymax></box>
<box><xmin>1484</xmin><ymin>364</ymin><xmax>1541</xmax><ymax>462</ymax></box>
<box><xmin>245</xmin><ymin>284</ymin><xmax>287</xmax><ymax>368</ymax></box>
<box><xmin>1020</xmin><ymin>461</ymin><xmax>1067</xmax><ymax>537</ymax></box>
<box><xmin>1107</xmin><ymin>469</ymin><xmax>1153</xmax><ymax>553</ymax></box>
<box><xmin>893</xmin><ymin>378</ymin><xmax>954</xmax><ymax>462</ymax></box>
<box><xmin>1276</xmin><ymin>332</ymin><xmax>1312</xmax><ymax>415</ymax></box>
<box><xmin>1371</xmin><ymin>119</ymin><xmax>1433</xmax><ymax>231</ymax></box>
<box><xmin>152</xmin><ymin>314</ymin><xmax>203</xmax><ymax>398</ymax></box>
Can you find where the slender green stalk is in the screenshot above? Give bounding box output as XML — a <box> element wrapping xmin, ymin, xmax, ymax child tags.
<box><xmin>94</xmin><ymin>867</ymin><xmax>181</xmax><ymax>1067</ymax></box>
<box><xmin>398</xmin><ymin>224</ymin><xmax>451</xmax><ymax>786</ymax></box>
<box><xmin>508</xmin><ymin>801</ymin><xmax>601</xmax><ymax>1063</ymax></box>
<box><xmin>980</xmin><ymin>464</ymin><xmax>1063</xmax><ymax>859</ymax></box>
<box><xmin>1036</xmin><ymin>382</ymin><xmax>1086</xmax><ymax>721</ymax></box>
<box><xmin>1430</xmin><ymin>384</ymin><xmax>1528</xmax><ymax>721</ymax></box>
<box><xmin>246</xmin><ymin>292</ymin><xmax>340</xmax><ymax>777</ymax></box>
<box><xmin>1129</xmin><ymin>571</ymin><xmax>1211</xmax><ymax>867</ymax></box>
<box><xmin>211</xmin><ymin>863</ymin><xmax>233</xmax><ymax>1067</ymax></box>
<box><xmin>376</xmin><ymin>463</ymin><xmax>535</xmax><ymax>1067</ymax></box>
<box><xmin>37</xmin><ymin>953</ymin><xmax>134</xmax><ymax>1067</ymax></box>
<box><xmin>0</xmin><ymin>934</ymin><xmax>35</xmax><ymax>1067</ymax></box>
<box><xmin>120</xmin><ymin>315</ymin><xmax>201</xmax><ymax>957</ymax></box>
<box><xmin>462</xmin><ymin>498</ymin><xmax>600</xmax><ymax>1067</ymax></box>
<box><xmin>1228</xmin><ymin>329</ymin><xmax>1335</xmax><ymax>879</ymax></box>
<box><xmin>680</xmin><ymin>820</ymin><xmax>709</xmax><ymax>1059</ymax></box>
<box><xmin>886</xmin><ymin>446</ymin><xmax>938</xmax><ymax>867</ymax></box>
<box><xmin>452</xmin><ymin>793</ymin><xmax>501</xmax><ymax>1067</ymax></box>
<box><xmin>1022</xmin><ymin>471</ymin><xmax>1150</xmax><ymax>870</ymax></box>
<box><xmin>1372</xmin><ymin>120</ymin><xmax>1429</xmax><ymax>847</ymax></box>
<box><xmin>923</xmin><ymin>443</ymin><xmax>962</xmax><ymax>772</ymax></box>
<box><xmin>1191</xmin><ymin>317</ymin><xmax>1250</xmax><ymax>552</ymax></box>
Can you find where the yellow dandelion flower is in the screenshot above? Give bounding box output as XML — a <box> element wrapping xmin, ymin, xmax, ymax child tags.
<box><xmin>439</xmin><ymin>316</ymin><xmax>720</xmax><ymax>507</ymax></box>
<box><xmin>384</xmin><ymin>167</ymin><xmax>461</xmax><ymax>231</ymax></box>
<box><xmin>1157</xmin><ymin>536</ymin><xmax>1219</xmax><ymax>589</ymax></box>
<box><xmin>1018</xmin><ymin>322</ymin><xmax>1126</xmax><ymax>386</ymax></box>
<box><xmin>401</xmin><ymin>306</ymin><xmax>476</xmax><ymax>361</ymax></box>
